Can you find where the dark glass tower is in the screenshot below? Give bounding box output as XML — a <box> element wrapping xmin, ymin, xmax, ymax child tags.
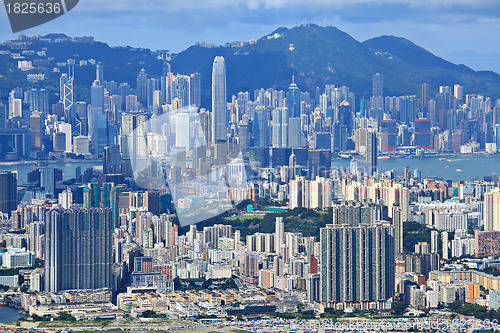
<box><xmin>212</xmin><ymin>56</ymin><xmax>227</xmax><ymax>144</ymax></box>
<box><xmin>0</xmin><ymin>172</ymin><xmax>17</xmax><ymax>217</ymax></box>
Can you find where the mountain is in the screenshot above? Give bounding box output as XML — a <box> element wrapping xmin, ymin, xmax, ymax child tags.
<box><xmin>171</xmin><ymin>24</ymin><xmax>500</xmax><ymax>105</ymax></box>
<box><xmin>1</xmin><ymin>24</ymin><xmax>500</xmax><ymax>107</ymax></box>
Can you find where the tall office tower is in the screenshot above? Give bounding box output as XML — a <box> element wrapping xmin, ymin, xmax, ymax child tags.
<box><xmin>421</xmin><ymin>83</ymin><xmax>429</xmax><ymax>110</ymax></box>
<box><xmin>288</xmin><ymin>117</ymin><xmax>303</xmax><ymax>148</ymax></box>
<box><xmin>96</xmin><ymin>63</ymin><xmax>104</xmax><ymax>84</ymax></box>
<box><xmin>212</xmin><ymin>56</ymin><xmax>227</xmax><ymax>144</ymax></box>
<box><xmin>147</xmin><ymin>78</ymin><xmax>159</xmax><ymax>108</ymax></box>
<box><xmin>320</xmin><ymin>222</ymin><xmax>395</xmax><ymax>308</ymax></box>
<box><xmin>252</xmin><ymin>108</ymin><xmax>269</xmax><ymax>147</ymax></box>
<box><xmin>136</xmin><ymin>69</ymin><xmax>148</xmax><ymax>104</ymax></box>
<box><xmin>28</xmin><ymin>89</ymin><xmax>49</xmax><ymax>114</ymax></box>
<box><xmin>30</xmin><ymin>112</ymin><xmax>43</xmax><ymax>152</ymax></box>
<box><xmin>454</xmin><ymin>84</ymin><xmax>463</xmax><ymax>102</ymax></box>
<box><xmin>414</xmin><ymin>118</ymin><xmax>432</xmax><ymax>149</ymax></box>
<box><xmin>170</xmin><ymin>74</ymin><xmax>190</xmax><ymax>107</ymax></box>
<box><xmin>366</xmin><ymin>130</ymin><xmax>377</xmax><ymax>175</ymax></box>
<box><xmin>399</xmin><ymin>95</ymin><xmax>417</xmax><ymax>125</ymax></box>
<box><xmin>160</xmin><ymin>63</ymin><xmax>170</xmax><ymax>105</ymax></box>
<box><xmin>199</xmin><ymin>109</ymin><xmax>212</xmax><ymax>145</ymax></box>
<box><xmin>60</xmin><ymin>63</ymin><xmax>74</xmax><ymax>122</ymax></box>
<box><xmin>272</xmin><ymin>107</ymin><xmax>288</xmax><ymax>148</ymax></box>
<box><xmin>40</xmin><ymin>168</ymin><xmax>56</xmax><ymax>197</ymax></box>
<box><xmin>393</xmin><ymin>205</ymin><xmax>404</xmax><ymax>255</ymax></box>
<box><xmin>380</xmin><ymin>119</ymin><xmax>397</xmax><ymax>152</ymax></box>
<box><xmin>372</xmin><ymin>73</ymin><xmax>383</xmax><ymax>97</ymax></box>
<box><xmin>338</xmin><ymin>100</ymin><xmax>353</xmax><ymax>135</ymax></box>
<box><xmin>74</xmin><ymin>102</ymin><xmax>88</xmax><ymax>135</ymax></box>
<box><xmin>484</xmin><ymin>188</ymin><xmax>500</xmax><ymax>231</ymax></box>
<box><xmin>286</xmin><ymin>75</ymin><xmax>301</xmax><ymax>118</ymax></box>
<box><xmin>370</xmin><ymin>73</ymin><xmax>384</xmax><ymax>119</ymax></box>
<box><xmin>0</xmin><ymin>102</ymin><xmax>6</xmax><ymax>129</ymax></box>
<box><xmin>0</xmin><ymin>172</ymin><xmax>17</xmax><ymax>217</ymax></box>
<box><xmin>190</xmin><ymin>73</ymin><xmax>201</xmax><ymax>107</ymax></box>
<box><xmin>44</xmin><ymin>208</ymin><xmax>113</xmax><ymax>292</ymax></box>
<box><xmin>275</xmin><ymin>217</ymin><xmax>285</xmax><ymax>255</ymax></box>
<box><xmin>121</xmin><ymin>112</ymin><xmax>148</xmax><ymax>175</ymax></box>
<box><xmin>89</xmin><ymin>80</ymin><xmax>107</xmax><ymax>155</ymax></box>
<box><xmin>103</xmin><ymin>145</ymin><xmax>122</xmax><ymax>175</ymax></box>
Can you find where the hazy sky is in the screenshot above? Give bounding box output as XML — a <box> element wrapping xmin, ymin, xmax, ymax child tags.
<box><xmin>1</xmin><ymin>0</ymin><xmax>500</xmax><ymax>73</ymax></box>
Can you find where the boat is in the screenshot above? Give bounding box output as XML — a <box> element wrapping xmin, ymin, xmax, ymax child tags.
<box><xmin>0</xmin><ymin>300</ymin><xmax>7</xmax><ymax>306</ymax></box>
<box><xmin>456</xmin><ymin>169</ymin><xmax>463</xmax><ymax>172</ymax></box>
<box><xmin>439</xmin><ymin>158</ymin><xmax>446</xmax><ymax>161</ymax></box>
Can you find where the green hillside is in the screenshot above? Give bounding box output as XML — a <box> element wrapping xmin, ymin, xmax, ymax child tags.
<box><xmin>1</xmin><ymin>24</ymin><xmax>500</xmax><ymax>108</ymax></box>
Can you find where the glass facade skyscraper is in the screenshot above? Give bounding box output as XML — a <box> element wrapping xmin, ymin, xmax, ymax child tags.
<box><xmin>0</xmin><ymin>171</ymin><xmax>17</xmax><ymax>218</ymax></box>
<box><xmin>212</xmin><ymin>56</ymin><xmax>227</xmax><ymax>144</ymax></box>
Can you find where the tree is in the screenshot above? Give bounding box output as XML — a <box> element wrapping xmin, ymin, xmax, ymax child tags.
<box><xmin>2</xmin><ymin>285</ymin><xmax>9</xmax><ymax>292</ymax></box>
<box><xmin>448</xmin><ymin>300</ymin><xmax>462</xmax><ymax>312</ymax></box>
<box><xmin>392</xmin><ymin>301</ymin><xmax>408</xmax><ymax>316</ymax></box>
<box><xmin>56</xmin><ymin>313</ymin><xmax>76</xmax><ymax>322</ymax></box>
<box><xmin>20</xmin><ymin>286</ymin><xmax>28</xmax><ymax>293</ymax></box>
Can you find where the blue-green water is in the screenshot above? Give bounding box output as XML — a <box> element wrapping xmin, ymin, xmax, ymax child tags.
<box><xmin>0</xmin><ymin>306</ymin><xmax>23</xmax><ymax>322</ymax></box>
<box><xmin>0</xmin><ymin>161</ymin><xmax>101</xmax><ymax>184</ymax></box>
<box><xmin>1</xmin><ymin>154</ymin><xmax>499</xmax><ymax>184</ymax></box>
<box><xmin>333</xmin><ymin>154</ymin><xmax>500</xmax><ymax>181</ymax></box>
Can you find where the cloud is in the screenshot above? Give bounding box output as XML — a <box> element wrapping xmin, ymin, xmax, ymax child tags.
<box><xmin>75</xmin><ymin>0</ymin><xmax>500</xmax><ymax>13</ymax></box>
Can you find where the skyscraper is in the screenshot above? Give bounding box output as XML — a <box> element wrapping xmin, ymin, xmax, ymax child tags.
<box><xmin>96</xmin><ymin>63</ymin><xmax>104</xmax><ymax>84</ymax></box>
<box><xmin>393</xmin><ymin>205</ymin><xmax>404</xmax><ymax>255</ymax></box>
<box><xmin>252</xmin><ymin>108</ymin><xmax>269</xmax><ymax>147</ymax></box>
<box><xmin>136</xmin><ymin>69</ymin><xmax>148</xmax><ymax>104</ymax></box>
<box><xmin>275</xmin><ymin>217</ymin><xmax>284</xmax><ymax>255</ymax></box>
<box><xmin>272</xmin><ymin>107</ymin><xmax>288</xmax><ymax>148</ymax></box>
<box><xmin>366</xmin><ymin>130</ymin><xmax>378</xmax><ymax>175</ymax></box>
<box><xmin>286</xmin><ymin>75</ymin><xmax>301</xmax><ymax>118</ymax></box>
<box><xmin>320</xmin><ymin>222</ymin><xmax>395</xmax><ymax>309</ymax></box>
<box><xmin>421</xmin><ymin>83</ymin><xmax>429</xmax><ymax>110</ymax></box>
<box><xmin>45</xmin><ymin>208</ymin><xmax>113</xmax><ymax>292</ymax></box>
<box><xmin>372</xmin><ymin>73</ymin><xmax>383</xmax><ymax>97</ymax></box>
<box><xmin>484</xmin><ymin>188</ymin><xmax>500</xmax><ymax>231</ymax></box>
<box><xmin>212</xmin><ymin>56</ymin><xmax>227</xmax><ymax>144</ymax></box>
<box><xmin>89</xmin><ymin>79</ymin><xmax>107</xmax><ymax>155</ymax></box>
<box><xmin>0</xmin><ymin>102</ymin><xmax>6</xmax><ymax>129</ymax></box>
<box><xmin>0</xmin><ymin>172</ymin><xmax>17</xmax><ymax>217</ymax></box>
<box><xmin>121</xmin><ymin>112</ymin><xmax>148</xmax><ymax>176</ymax></box>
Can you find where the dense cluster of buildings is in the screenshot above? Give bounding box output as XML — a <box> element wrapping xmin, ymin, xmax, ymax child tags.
<box><xmin>0</xmin><ymin>34</ymin><xmax>499</xmax><ymax>320</ymax></box>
